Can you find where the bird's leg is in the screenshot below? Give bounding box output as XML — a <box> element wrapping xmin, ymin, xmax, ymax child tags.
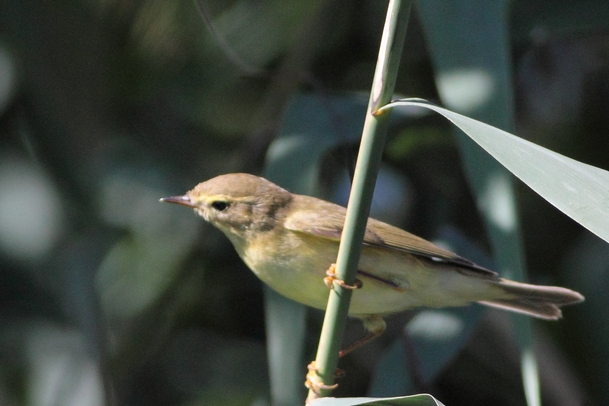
<box><xmin>322</xmin><ymin>266</ymin><xmax>383</xmax><ymax>356</ymax></box>
<box><xmin>306</xmin><ymin>264</ymin><xmax>366</xmax><ymax>394</ymax></box>
<box><xmin>339</xmin><ymin>315</ymin><xmax>386</xmax><ymax>357</ymax></box>
<box><xmin>324</xmin><ymin>263</ymin><xmax>363</xmax><ymax>290</ymax></box>
<box><xmin>304</xmin><ymin>361</ymin><xmax>345</xmax><ymax>395</ymax></box>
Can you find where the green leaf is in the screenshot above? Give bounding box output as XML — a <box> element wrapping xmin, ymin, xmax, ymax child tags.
<box><xmin>415</xmin><ymin>2</ymin><xmax>539</xmax><ymax>404</ymax></box>
<box><xmin>310</xmin><ymin>394</ymin><xmax>445</xmax><ymax>406</ymax></box>
<box><xmin>381</xmin><ymin>98</ymin><xmax>609</xmax><ymax>245</ymax></box>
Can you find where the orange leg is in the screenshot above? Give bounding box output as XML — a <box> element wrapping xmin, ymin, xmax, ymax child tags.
<box><xmin>307</xmin><ymin>271</ymin><xmax>384</xmax><ymax>392</ymax></box>
<box><xmin>305</xmin><ymin>317</ymin><xmax>386</xmax><ymax>393</ymax></box>
<box><xmin>305</xmin><ymin>361</ymin><xmax>344</xmax><ymax>395</ymax></box>
<box><xmin>339</xmin><ymin>315</ymin><xmax>387</xmax><ymax>357</ymax></box>
<box><xmin>324</xmin><ymin>263</ymin><xmax>363</xmax><ymax>290</ymax></box>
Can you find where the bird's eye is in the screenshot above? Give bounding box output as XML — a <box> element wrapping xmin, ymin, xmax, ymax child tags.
<box><xmin>211</xmin><ymin>201</ymin><xmax>229</xmax><ymax>211</ymax></box>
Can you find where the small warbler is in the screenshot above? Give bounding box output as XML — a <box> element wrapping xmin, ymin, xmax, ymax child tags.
<box><xmin>161</xmin><ymin>173</ymin><xmax>584</xmax><ymax>353</ymax></box>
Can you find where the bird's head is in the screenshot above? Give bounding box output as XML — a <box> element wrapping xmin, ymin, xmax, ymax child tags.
<box><xmin>161</xmin><ymin>173</ymin><xmax>292</xmax><ymax>240</ymax></box>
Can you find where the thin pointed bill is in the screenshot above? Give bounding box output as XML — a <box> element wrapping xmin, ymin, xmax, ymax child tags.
<box><xmin>159</xmin><ymin>195</ymin><xmax>196</xmax><ymax>208</ymax></box>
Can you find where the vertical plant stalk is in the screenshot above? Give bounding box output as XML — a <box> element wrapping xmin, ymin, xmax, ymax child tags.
<box><xmin>306</xmin><ymin>0</ymin><xmax>412</xmax><ymax>401</ymax></box>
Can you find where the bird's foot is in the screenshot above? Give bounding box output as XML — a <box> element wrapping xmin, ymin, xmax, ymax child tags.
<box><xmin>339</xmin><ymin>315</ymin><xmax>387</xmax><ymax>357</ymax></box>
<box><xmin>305</xmin><ymin>361</ymin><xmax>344</xmax><ymax>395</ymax></box>
<box><xmin>324</xmin><ymin>264</ymin><xmax>363</xmax><ymax>290</ymax></box>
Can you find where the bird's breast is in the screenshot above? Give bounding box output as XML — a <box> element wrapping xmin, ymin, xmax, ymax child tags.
<box><xmin>235</xmin><ymin>230</ymin><xmax>341</xmax><ymax>310</ymax></box>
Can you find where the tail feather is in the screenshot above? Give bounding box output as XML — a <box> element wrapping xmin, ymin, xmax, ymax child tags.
<box><xmin>479</xmin><ymin>278</ymin><xmax>584</xmax><ymax>320</ymax></box>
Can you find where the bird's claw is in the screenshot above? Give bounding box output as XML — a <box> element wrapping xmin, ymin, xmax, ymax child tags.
<box><xmin>324</xmin><ymin>264</ymin><xmax>363</xmax><ymax>290</ymax></box>
<box><xmin>305</xmin><ymin>361</ymin><xmax>344</xmax><ymax>395</ymax></box>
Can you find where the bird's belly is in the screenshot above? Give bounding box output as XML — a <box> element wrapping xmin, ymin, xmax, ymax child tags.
<box><xmin>238</xmin><ymin>235</ymin><xmax>499</xmax><ymax>317</ymax></box>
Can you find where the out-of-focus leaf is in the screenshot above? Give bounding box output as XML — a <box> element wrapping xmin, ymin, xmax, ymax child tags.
<box><xmin>261</xmin><ymin>286</ymin><xmax>306</xmax><ymax>406</ymax></box>
<box><xmin>511</xmin><ymin>0</ymin><xmax>609</xmax><ymax>42</ymax></box>
<box><xmin>265</xmin><ymin>93</ymin><xmax>369</xmax><ymax>193</ymax></box>
<box><xmin>369</xmin><ymin>227</ymin><xmax>490</xmax><ymax>396</ymax></box>
<box><xmin>96</xmin><ymin>174</ymin><xmax>199</xmax><ymax>318</ymax></box>
<box><xmin>415</xmin><ymin>2</ymin><xmax>540</xmax><ymax>404</ymax></box>
<box><xmin>381</xmin><ymin>98</ymin><xmax>609</xmax><ymax>245</ymax></box>
<box><xmin>264</xmin><ymin>93</ymin><xmax>368</xmax><ymax>405</ymax></box>
<box><xmin>369</xmin><ymin>308</ymin><xmax>479</xmax><ymax>397</ymax></box>
<box><xmin>266</xmin><ymin>92</ymin><xmax>428</xmax><ymax>193</ymax></box>
<box><xmin>561</xmin><ymin>233</ymin><xmax>609</xmax><ymax>402</ymax></box>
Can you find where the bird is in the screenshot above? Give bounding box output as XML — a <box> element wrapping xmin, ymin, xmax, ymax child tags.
<box><xmin>160</xmin><ymin>173</ymin><xmax>584</xmax><ymax>355</ymax></box>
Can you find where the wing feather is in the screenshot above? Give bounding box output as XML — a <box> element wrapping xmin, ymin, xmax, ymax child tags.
<box><xmin>284</xmin><ymin>195</ymin><xmax>496</xmax><ymax>278</ymax></box>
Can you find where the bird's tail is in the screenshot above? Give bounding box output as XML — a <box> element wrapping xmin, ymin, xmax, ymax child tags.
<box><xmin>478</xmin><ymin>278</ymin><xmax>584</xmax><ymax>320</ymax></box>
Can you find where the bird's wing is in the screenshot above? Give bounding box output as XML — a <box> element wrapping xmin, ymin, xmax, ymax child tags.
<box><xmin>284</xmin><ymin>196</ymin><xmax>497</xmax><ymax>278</ymax></box>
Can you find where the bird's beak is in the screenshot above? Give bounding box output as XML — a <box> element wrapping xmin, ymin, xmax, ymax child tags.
<box><xmin>159</xmin><ymin>195</ymin><xmax>196</xmax><ymax>208</ymax></box>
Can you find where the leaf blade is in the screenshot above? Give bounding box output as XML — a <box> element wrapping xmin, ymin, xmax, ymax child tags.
<box><xmin>382</xmin><ymin>99</ymin><xmax>609</xmax><ymax>244</ymax></box>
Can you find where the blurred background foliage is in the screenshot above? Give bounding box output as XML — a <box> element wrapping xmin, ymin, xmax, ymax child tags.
<box><xmin>0</xmin><ymin>0</ymin><xmax>609</xmax><ymax>405</ymax></box>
